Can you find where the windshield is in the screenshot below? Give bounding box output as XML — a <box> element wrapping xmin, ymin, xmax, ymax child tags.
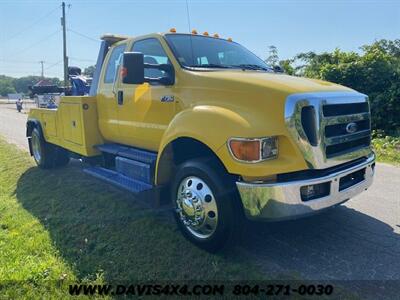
<box><xmin>165</xmin><ymin>34</ymin><xmax>272</xmax><ymax>71</ymax></box>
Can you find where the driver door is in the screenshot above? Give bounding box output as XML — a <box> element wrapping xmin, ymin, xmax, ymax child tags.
<box><xmin>97</xmin><ymin>43</ymin><xmax>127</xmax><ymax>142</ymax></box>
<box><xmin>116</xmin><ymin>38</ymin><xmax>177</xmax><ymax>151</ymax></box>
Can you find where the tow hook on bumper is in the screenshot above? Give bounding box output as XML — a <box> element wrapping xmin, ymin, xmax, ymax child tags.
<box><xmin>236</xmin><ymin>154</ymin><xmax>375</xmax><ymax>221</ymax></box>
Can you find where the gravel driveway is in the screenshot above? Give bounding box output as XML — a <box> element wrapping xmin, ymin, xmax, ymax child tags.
<box><xmin>0</xmin><ymin>104</ymin><xmax>399</xmax><ymax>288</ymax></box>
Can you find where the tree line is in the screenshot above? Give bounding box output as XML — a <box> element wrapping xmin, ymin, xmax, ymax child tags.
<box><xmin>0</xmin><ymin>66</ymin><xmax>95</xmax><ymax>97</ymax></box>
<box><xmin>0</xmin><ymin>75</ymin><xmax>62</xmax><ymax>96</ymax></box>
<box><xmin>267</xmin><ymin>39</ymin><xmax>400</xmax><ymax>134</ymax></box>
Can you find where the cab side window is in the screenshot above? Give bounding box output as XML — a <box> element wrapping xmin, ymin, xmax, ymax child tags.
<box><xmin>132</xmin><ymin>39</ymin><xmax>170</xmax><ymax>78</ymax></box>
<box><xmin>104</xmin><ymin>44</ymin><xmax>126</xmax><ymax>83</ymax></box>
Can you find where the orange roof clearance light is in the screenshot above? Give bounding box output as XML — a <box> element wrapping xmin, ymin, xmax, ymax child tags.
<box><xmin>213</xmin><ymin>33</ymin><xmax>219</xmax><ymax>38</ymax></box>
<box><xmin>203</xmin><ymin>31</ymin><xmax>209</xmax><ymax>36</ymax></box>
<box><xmin>169</xmin><ymin>28</ymin><xmax>177</xmax><ymax>33</ymax></box>
<box><xmin>227</xmin><ymin>37</ymin><xmax>233</xmax><ymax>42</ymax></box>
<box><xmin>191</xmin><ymin>29</ymin><xmax>198</xmax><ymax>34</ymax></box>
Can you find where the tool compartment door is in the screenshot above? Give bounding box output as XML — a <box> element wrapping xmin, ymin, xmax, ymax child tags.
<box><xmin>61</xmin><ymin>103</ymin><xmax>83</xmax><ymax>145</ymax></box>
<box><xmin>42</xmin><ymin>112</ymin><xmax>57</xmax><ymax>137</ymax></box>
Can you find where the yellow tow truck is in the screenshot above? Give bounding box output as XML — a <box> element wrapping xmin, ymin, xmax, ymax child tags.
<box><xmin>27</xmin><ymin>30</ymin><xmax>375</xmax><ymax>251</ymax></box>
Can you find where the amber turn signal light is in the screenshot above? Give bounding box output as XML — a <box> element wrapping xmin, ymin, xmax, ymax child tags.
<box><xmin>229</xmin><ymin>139</ymin><xmax>261</xmax><ymax>162</ymax></box>
<box><xmin>120</xmin><ymin>67</ymin><xmax>127</xmax><ymax>78</ymax></box>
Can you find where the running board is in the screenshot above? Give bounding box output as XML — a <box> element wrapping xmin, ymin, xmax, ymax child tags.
<box><xmin>83</xmin><ymin>167</ymin><xmax>152</xmax><ymax>194</ymax></box>
<box><xmin>96</xmin><ymin>143</ymin><xmax>157</xmax><ymax>165</ymax></box>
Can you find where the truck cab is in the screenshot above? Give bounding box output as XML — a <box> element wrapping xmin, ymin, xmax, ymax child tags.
<box><xmin>27</xmin><ymin>31</ymin><xmax>375</xmax><ymax>252</ymax></box>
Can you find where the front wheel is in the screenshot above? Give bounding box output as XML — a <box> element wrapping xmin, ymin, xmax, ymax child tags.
<box><xmin>171</xmin><ymin>158</ymin><xmax>243</xmax><ymax>252</ymax></box>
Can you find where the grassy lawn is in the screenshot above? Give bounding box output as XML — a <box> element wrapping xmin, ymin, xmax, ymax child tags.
<box><xmin>372</xmin><ymin>135</ymin><xmax>400</xmax><ymax>166</ymax></box>
<box><xmin>0</xmin><ymin>138</ymin><xmax>264</xmax><ymax>298</ymax></box>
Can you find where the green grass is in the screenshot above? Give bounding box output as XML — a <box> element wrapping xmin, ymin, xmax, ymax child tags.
<box><xmin>0</xmin><ymin>138</ymin><xmax>264</xmax><ymax>298</ymax></box>
<box><xmin>372</xmin><ymin>134</ymin><xmax>400</xmax><ymax>166</ymax></box>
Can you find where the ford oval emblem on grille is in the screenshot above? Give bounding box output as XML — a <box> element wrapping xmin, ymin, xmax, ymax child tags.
<box><xmin>346</xmin><ymin>122</ymin><xmax>358</xmax><ymax>134</ymax></box>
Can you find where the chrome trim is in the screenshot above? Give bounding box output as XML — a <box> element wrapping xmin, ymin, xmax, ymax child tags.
<box><xmin>325</xmin><ymin>129</ymin><xmax>370</xmax><ymax>146</ymax></box>
<box><xmin>176</xmin><ymin>176</ymin><xmax>218</xmax><ymax>239</ymax></box>
<box><xmin>285</xmin><ymin>91</ymin><xmax>372</xmax><ymax>168</ymax></box>
<box><xmin>227</xmin><ymin>136</ymin><xmax>278</xmax><ymax>163</ymax></box>
<box><xmin>32</xmin><ymin>132</ymin><xmax>41</xmax><ymax>163</ymax></box>
<box><xmin>324</xmin><ymin>112</ymin><xmax>370</xmax><ymax>126</ymax></box>
<box><xmin>236</xmin><ymin>154</ymin><xmax>375</xmax><ymax>221</ymax></box>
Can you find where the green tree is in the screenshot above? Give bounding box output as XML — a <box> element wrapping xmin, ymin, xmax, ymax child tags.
<box><xmin>279</xmin><ymin>59</ymin><xmax>295</xmax><ymax>75</ymax></box>
<box><xmin>83</xmin><ymin>65</ymin><xmax>96</xmax><ymax>77</ymax></box>
<box><xmin>293</xmin><ymin>39</ymin><xmax>400</xmax><ymax>133</ymax></box>
<box><xmin>265</xmin><ymin>45</ymin><xmax>279</xmax><ymax>66</ymax></box>
<box><xmin>13</xmin><ymin>76</ymin><xmax>62</xmax><ymax>94</ymax></box>
<box><xmin>0</xmin><ymin>75</ymin><xmax>16</xmax><ymax>96</ymax></box>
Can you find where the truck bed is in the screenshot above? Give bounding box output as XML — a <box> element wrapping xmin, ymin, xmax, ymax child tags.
<box><xmin>28</xmin><ymin>96</ymin><xmax>103</xmax><ymax>157</ymax></box>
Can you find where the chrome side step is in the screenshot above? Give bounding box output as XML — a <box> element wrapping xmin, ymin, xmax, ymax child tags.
<box><xmin>83</xmin><ymin>167</ymin><xmax>152</xmax><ymax>193</ymax></box>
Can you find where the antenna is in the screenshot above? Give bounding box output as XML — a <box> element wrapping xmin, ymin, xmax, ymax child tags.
<box><xmin>185</xmin><ymin>0</ymin><xmax>191</xmax><ymax>32</ymax></box>
<box><xmin>185</xmin><ymin>0</ymin><xmax>195</xmax><ymax>66</ymax></box>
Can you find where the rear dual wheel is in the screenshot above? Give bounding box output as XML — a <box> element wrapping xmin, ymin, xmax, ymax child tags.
<box><xmin>31</xmin><ymin>127</ymin><xmax>70</xmax><ymax>169</ymax></box>
<box><xmin>171</xmin><ymin>158</ymin><xmax>243</xmax><ymax>252</ymax></box>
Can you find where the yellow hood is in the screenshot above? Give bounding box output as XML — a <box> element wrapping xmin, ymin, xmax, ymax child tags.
<box><xmin>191</xmin><ymin>70</ymin><xmax>354</xmax><ymax>94</ymax></box>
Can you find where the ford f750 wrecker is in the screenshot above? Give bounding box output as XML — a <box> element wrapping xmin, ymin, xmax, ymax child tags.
<box><xmin>27</xmin><ymin>30</ymin><xmax>375</xmax><ymax>251</ymax></box>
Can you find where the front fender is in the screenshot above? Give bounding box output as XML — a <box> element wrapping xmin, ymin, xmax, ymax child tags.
<box><xmin>159</xmin><ymin>105</ymin><xmax>253</xmax><ymax>154</ymax></box>
<box><xmin>157</xmin><ymin>104</ymin><xmax>307</xmax><ymax>181</ymax></box>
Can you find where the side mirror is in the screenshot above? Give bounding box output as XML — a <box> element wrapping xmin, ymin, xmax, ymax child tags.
<box><xmin>122</xmin><ymin>52</ymin><xmax>145</xmax><ymax>84</ymax></box>
<box><xmin>144</xmin><ymin>63</ymin><xmax>175</xmax><ymax>85</ymax></box>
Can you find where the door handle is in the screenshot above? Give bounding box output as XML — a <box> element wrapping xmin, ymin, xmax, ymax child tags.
<box><xmin>117</xmin><ymin>90</ymin><xmax>123</xmax><ymax>105</ymax></box>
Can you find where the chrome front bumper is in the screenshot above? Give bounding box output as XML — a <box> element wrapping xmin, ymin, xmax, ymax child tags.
<box><xmin>236</xmin><ymin>154</ymin><xmax>375</xmax><ymax>221</ymax></box>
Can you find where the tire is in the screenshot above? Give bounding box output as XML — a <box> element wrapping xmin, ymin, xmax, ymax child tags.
<box><xmin>171</xmin><ymin>158</ymin><xmax>243</xmax><ymax>252</ymax></box>
<box><xmin>31</xmin><ymin>127</ymin><xmax>70</xmax><ymax>169</ymax></box>
<box><xmin>55</xmin><ymin>147</ymin><xmax>70</xmax><ymax>167</ymax></box>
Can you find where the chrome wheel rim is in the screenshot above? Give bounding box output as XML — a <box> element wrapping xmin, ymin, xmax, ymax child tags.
<box><xmin>176</xmin><ymin>176</ymin><xmax>218</xmax><ymax>239</ymax></box>
<box><xmin>32</xmin><ymin>133</ymin><xmax>41</xmax><ymax>162</ymax></box>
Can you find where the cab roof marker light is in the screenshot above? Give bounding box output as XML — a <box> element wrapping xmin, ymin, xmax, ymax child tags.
<box><xmin>191</xmin><ymin>29</ymin><xmax>198</xmax><ymax>34</ymax></box>
<box><xmin>203</xmin><ymin>31</ymin><xmax>209</xmax><ymax>36</ymax></box>
<box><xmin>227</xmin><ymin>37</ymin><xmax>233</xmax><ymax>42</ymax></box>
<box><xmin>213</xmin><ymin>33</ymin><xmax>219</xmax><ymax>38</ymax></box>
<box><xmin>169</xmin><ymin>28</ymin><xmax>177</xmax><ymax>33</ymax></box>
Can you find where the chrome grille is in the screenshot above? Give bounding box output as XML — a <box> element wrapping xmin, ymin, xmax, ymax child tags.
<box><xmin>285</xmin><ymin>91</ymin><xmax>373</xmax><ymax>169</ymax></box>
<box><xmin>322</xmin><ymin>102</ymin><xmax>371</xmax><ymax>158</ymax></box>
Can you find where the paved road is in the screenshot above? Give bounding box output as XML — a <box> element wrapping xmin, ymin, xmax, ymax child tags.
<box><xmin>0</xmin><ymin>103</ymin><xmax>34</xmax><ymax>150</ymax></box>
<box><xmin>0</xmin><ymin>104</ymin><xmax>399</xmax><ymax>283</ymax></box>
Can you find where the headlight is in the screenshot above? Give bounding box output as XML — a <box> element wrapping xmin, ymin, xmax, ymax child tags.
<box><xmin>228</xmin><ymin>137</ymin><xmax>278</xmax><ymax>162</ymax></box>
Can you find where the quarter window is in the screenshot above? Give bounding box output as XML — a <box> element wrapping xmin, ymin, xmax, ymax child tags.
<box><xmin>104</xmin><ymin>44</ymin><xmax>126</xmax><ymax>83</ymax></box>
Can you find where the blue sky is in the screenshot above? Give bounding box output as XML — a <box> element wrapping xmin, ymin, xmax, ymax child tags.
<box><xmin>0</xmin><ymin>0</ymin><xmax>399</xmax><ymax>78</ymax></box>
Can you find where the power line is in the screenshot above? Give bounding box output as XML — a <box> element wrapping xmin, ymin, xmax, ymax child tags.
<box><xmin>0</xmin><ymin>59</ymin><xmax>57</xmax><ymax>65</ymax></box>
<box><xmin>4</xmin><ymin>5</ymin><xmax>60</xmax><ymax>43</ymax></box>
<box><xmin>67</xmin><ymin>28</ymin><xmax>98</xmax><ymax>42</ymax></box>
<box><xmin>45</xmin><ymin>60</ymin><xmax>63</xmax><ymax>70</ymax></box>
<box><xmin>11</xmin><ymin>29</ymin><xmax>61</xmax><ymax>58</ymax></box>
<box><xmin>69</xmin><ymin>57</ymin><xmax>96</xmax><ymax>63</ymax></box>
<box><xmin>0</xmin><ymin>70</ymin><xmax>60</xmax><ymax>76</ymax></box>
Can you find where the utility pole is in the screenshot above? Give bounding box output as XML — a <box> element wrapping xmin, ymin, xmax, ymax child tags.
<box><xmin>39</xmin><ymin>61</ymin><xmax>44</xmax><ymax>78</ymax></box>
<box><xmin>61</xmin><ymin>2</ymin><xmax>68</xmax><ymax>88</ymax></box>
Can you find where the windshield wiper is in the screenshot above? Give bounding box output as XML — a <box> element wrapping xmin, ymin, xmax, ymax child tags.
<box><xmin>231</xmin><ymin>64</ymin><xmax>271</xmax><ymax>71</ymax></box>
<box><xmin>187</xmin><ymin>64</ymin><xmax>233</xmax><ymax>69</ymax></box>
